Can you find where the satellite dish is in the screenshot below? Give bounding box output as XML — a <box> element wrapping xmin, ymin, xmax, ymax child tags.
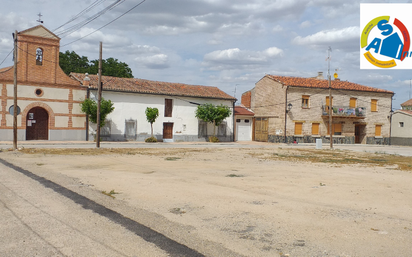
<box><xmin>333</xmin><ymin>73</ymin><xmax>338</xmax><ymax>79</ymax></box>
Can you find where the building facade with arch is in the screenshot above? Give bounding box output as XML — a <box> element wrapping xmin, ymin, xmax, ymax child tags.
<box><xmin>0</xmin><ymin>25</ymin><xmax>87</xmax><ymax>141</ymax></box>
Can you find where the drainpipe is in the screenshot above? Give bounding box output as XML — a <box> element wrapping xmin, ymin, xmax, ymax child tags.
<box><xmin>389</xmin><ymin>94</ymin><xmax>393</xmax><ymax>145</ymax></box>
<box><xmin>86</xmin><ymin>86</ymin><xmax>90</xmax><ymax>141</ymax></box>
<box><xmin>233</xmin><ymin>100</ymin><xmax>236</xmax><ymax>142</ymax></box>
<box><xmin>83</xmin><ymin>73</ymin><xmax>91</xmax><ymax>141</ymax></box>
<box><xmin>284</xmin><ymin>85</ymin><xmax>289</xmax><ymax>143</ymax></box>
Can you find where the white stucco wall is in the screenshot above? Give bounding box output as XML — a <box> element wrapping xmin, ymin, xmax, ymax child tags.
<box><xmin>88</xmin><ymin>90</ymin><xmax>234</xmax><ymax>141</ymax></box>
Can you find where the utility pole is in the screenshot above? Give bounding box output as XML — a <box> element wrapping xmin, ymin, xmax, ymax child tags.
<box><xmin>96</xmin><ymin>42</ymin><xmax>102</xmax><ymax>148</ymax></box>
<box><xmin>328</xmin><ymin>46</ymin><xmax>333</xmax><ymax>150</ymax></box>
<box><xmin>13</xmin><ymin>30</ymin><xmax>18</xmax><ymax>151</ymax></box>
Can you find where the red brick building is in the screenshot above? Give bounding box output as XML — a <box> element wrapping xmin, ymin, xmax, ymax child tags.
<box><xmin>0</xmin><ymin>25</ymin><xmax>87</xmax><ymax>141</ymax></box>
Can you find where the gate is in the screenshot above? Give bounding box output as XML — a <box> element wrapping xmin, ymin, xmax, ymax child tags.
<box><xmin>254</xmin><ymin>117</ymin><xmax>268</xmax><ymax>142</ymax></box>
<box><xmin>26</xmin><ymin>107</ymin><xmax>49</xmax><ymax>140</ymax></box>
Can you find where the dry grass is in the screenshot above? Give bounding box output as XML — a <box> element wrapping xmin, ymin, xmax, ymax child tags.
<box><xmin>252</xmin><ymin>148</ymin><xmax>412</xmax><ymax>171</ymax></box>
<box><xmin>19</xmin><ymin>147</ymin><xmax>213</xmax><ymax>156</ymax></box>
<box><xmin>18</xmin><ymin>147</ymin><xmax>412</xmax><ymax>171</ymax></box>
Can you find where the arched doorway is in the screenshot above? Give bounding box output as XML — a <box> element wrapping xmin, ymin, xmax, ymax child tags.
<box><xmin>26</xmin><ymin>107</ymin><xmax>49</xmax><ymax>140</ymax></box>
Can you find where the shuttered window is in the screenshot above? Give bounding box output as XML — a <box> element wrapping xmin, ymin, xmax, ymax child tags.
<box><xmin>165</xmin><ymin>99</ymin><xmax>173</xmax><ymax>117</ymax></box>
<box><xmin>371</xmin><ymin>99</ymin><xmax>378</xmax><ymax>112</ymax></box>
<box><xmin>295</xmin><ymin>122</ymin><xmax>303</xmax><ymax>135</ymax></box>
<box><xmin>326</xmin><ymin>96</ymin><xmax>333</xmax><ymax>106</ymax></box>
<box><xmin>375</xmin><ymin>125</ymin><xmax>382</xmax><ymax>136</ymax></box>
<box><xmin>327</xmin><ymin>123</ymin><xmax>342</xmax><ymax>135</ymax></box>
<box><xmin>312</xmin><ymin>123</ymin><xmax>319</xmax><ymax>135</ymax></box>
<box><xmin>349</xmin><ymin>98</ymin><xmax>357</xmax><ymax>108</ymax></box>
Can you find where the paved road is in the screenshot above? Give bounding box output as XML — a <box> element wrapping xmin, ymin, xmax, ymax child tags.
<box><xmin>0</xmin><ymin>157</ymin><xmax>240</xmax><ymax>257</ymax></box>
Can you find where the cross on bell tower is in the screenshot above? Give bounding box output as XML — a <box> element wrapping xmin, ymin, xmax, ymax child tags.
<box><xmin>37</xmin><ymin>13</ymin><xmax>43</xmax><ymax>23</ymax></box>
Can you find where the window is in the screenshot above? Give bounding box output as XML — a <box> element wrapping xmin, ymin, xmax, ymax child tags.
<box><xmin>198</xmin><ymin>121</ymin><xmax>208</xmax><ymax>137</ymax></box>
<box><xmin>312</xmin><ymin>123</ymin><xmax>320</xmax><ymax>135</ymax></box>
<box><xmin>371</xmin><ymin>99</ymin><xmax>378</xmax><ymax>112</ymax></box>
<box><xmin>101</xmin><ymin>120</ymin><xmax>111</xmax><ymax>137</ymax></box>
<box><xmin>125</xmin><ymin>119</ymin><xmax>137</xmax><ymax>140</ymax></box>
<box><xmin>349</xmin><ymin>98</ymin><xmax>357</xmax><ymax>108</ymax></box>
<box><xmin>295</xmin><ymin>122</ymin><xmax>303</xmax><ymax>135</ymax></box>
<box><xmin>245</xmin><ymin>119</ymin><xmax>249</xmax><ymax>123</ymax></box>
<box><xmin>325</xmin><ymin>96</ymin><xmax>333</xmax><ymax>111</ymax></box>
<box><xmin>375</xmin><ymin>125</ymin><xmax>382</xmax><ymax>136</ymax></box>
<box><xmin>327</xmin><ymin>123</ymin><xmax>342</xmax><ymax>135</ymax></box>
<box><xmin>302</xmin><ymin>95</ymin><xmax>309</xmax><ymax>108</ymax></box>
<box><xmin>399</xmin><ymin>122</ymin><xmax>404</xmax><ymax>127</ymax></box>
<box><xmin>218</xmin><ymin>122</ymin><xmax>227</xmax><ymax>136</ymax></box>
<box><xmin>165</xmin><ymin>99</ymin><xmax>173</xmax><ymax>117</ymax></box>
<box><xmin>36</xmin><ymin>48</ymin><xmax>43</xmax><ymax>65</ymax></box>
<box><xmin>236</xmin><ymin>119</ymin><xmax>241</xmax><ymax>122</ymax></box>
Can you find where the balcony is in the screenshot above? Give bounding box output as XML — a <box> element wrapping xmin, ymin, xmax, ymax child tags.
<box><xmin>322</xmin><ymin>105</ymin><xmax>366</xmax><ymax>118</ymax></box>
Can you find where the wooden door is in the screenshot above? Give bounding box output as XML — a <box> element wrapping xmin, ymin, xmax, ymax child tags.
<box><xmin>26</xmin><ymin>107</ymin><xmax>49</xmax><ymax>140</ymax></box>
<box><xmin>254</xmin><ymin>118</ymin><xmax>268</xmax><ymax>142</ymax></box>
<box><xmin>163</xmin><ymin>122</ymin><xmax>173</xmax><ymax>139</ymax></box>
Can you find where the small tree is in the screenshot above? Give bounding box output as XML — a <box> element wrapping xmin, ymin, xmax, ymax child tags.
<box><xmin>195</xmin><ymin>103</ymin><xmax>231</xmax><ymax>141</ymax></box>
<box><xmin>80</xmin><ymin>98</ymin><xmax>114</xmax><ymax>127</ymax></box>
<box><xmin>145</xmin><ymin>107</ymin><xmax>159</xmax><ymax>138</ymax></box>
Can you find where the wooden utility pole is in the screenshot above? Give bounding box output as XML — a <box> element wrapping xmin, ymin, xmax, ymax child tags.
<box><xmin>327</xmin><ymin>47</ymin><xmax>333</xmax><ymax>150</ymax></box>
<box><xmin>96</xmin><ymin>42</ymin><xmax>102</xmax><ymax>148</ymax></box>
<box><xmin>13</xmin><ymin>30</ymin><xmax>18</xmax><ymax>150</ymax></box>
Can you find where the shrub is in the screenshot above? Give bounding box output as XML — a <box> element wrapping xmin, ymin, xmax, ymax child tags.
<box><xmin>209</xmin><ymin>136</ymin><xmax>219</xmax><ymax>143</ymax></box>
<box><xmin>145</xmin><ymin>136</ymin><xmax>157</xmax><ymax>143</ymax></box>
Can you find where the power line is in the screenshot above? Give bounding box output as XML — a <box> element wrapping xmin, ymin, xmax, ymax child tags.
<box><xmin>0</xmin><ymin>48</ymin><xmax>14</xmax><ymax>66</ymax></box>
<box><xmin>61</xmin><ymin>0</ymin><xmax>146</xmax><ymax>47</ymax></box>
<box><xmin>57</xmin><ymin>0</ymin><xmax>126</xmax><ymax>38</ymax></box>
<box><xmin>53</xmin><ymin>0</ymin><xmax>107</xmax><ymax>32</ymax></box>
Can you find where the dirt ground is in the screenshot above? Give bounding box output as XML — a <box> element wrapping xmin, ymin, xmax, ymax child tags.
<box><xmin>2</xmin><ymin>146</ymin><xmax>412</xmax><ymax>256</ymax></box>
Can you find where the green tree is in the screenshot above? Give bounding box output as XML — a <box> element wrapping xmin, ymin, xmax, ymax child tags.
<box><xmin>145</xmin><ymin>107</ymin><xmax>159</xmax><ymax>138</ymax></box>
<box><xmin>59</xmin><ymin>50</ymin><xmax>90</xmax><ymax>75</ymax></box>
<box><xmin>80</xmin><ymin>98</ymin><xmax>115</xmax><ymax>127</ymax></box>
<box><xmin>195</xmin><ymin>103</ymin><xmax>231</xmax><ymax>137</ymax></box>
<box><xmin>89</xmin><ymin>58</ymin><xmax>133</xmax><ymax>78</ymax></box>
<box><xmin>59</xmin><ymin>51</ymin><xmax>133</xmax><ymax>78</ymax></box>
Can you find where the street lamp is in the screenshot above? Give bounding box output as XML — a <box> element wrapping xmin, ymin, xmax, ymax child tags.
<box><xmin>287</xmin><ymin>103</ymin><xmax>293</xmax><ymax>112</ymax></box>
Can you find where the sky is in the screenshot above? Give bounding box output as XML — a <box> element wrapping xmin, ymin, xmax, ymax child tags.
<box><xmin>1</xmin><ymin>0</ymin><xmax>412</xmax><ymax>109</ymax></box>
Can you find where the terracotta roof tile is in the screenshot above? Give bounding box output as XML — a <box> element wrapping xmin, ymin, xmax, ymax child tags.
<box><xmin>398</xmin><ymin>109</ymin><xmax>412</xmax><ymax>115</ymax></box>
<box><xmin>70</xmin><ymin>73</ymin><xmax>236</xmax><ymax>101</ymax></box>
<box><xmin>266</xmin><ymin>75</ymin><xmax>394</xmax><ymax>94</ymax></box>
<box><xmin>401</xmin><ymin>99</ymin><xmax>412</xmax><ymax>106</ymax></box>
<box><xmin>234</xmin><ymin>106</ymin><xmax>254</xmax><ymax>116</ymax></box>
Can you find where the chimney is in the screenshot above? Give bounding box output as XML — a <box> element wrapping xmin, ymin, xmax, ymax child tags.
<box><xmin>83</xmin><ymin>73</ymin><xmax>90</xmax><ymax>87</ymax></box>
<box><xmin>317</xmin><ymin>72</ymin><xmax>324</xmax><ymax>80</ymax></box>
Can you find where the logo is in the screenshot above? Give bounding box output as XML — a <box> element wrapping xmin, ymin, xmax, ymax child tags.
<box><xmin>360</xmin><ymin>4</ymin><xmax>412</xmax><ymax>69</ymax></box>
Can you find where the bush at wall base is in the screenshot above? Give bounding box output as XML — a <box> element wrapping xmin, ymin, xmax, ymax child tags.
<box><xmin>209</xmin><ymin>136</ymin><xmax>219</xmax><ymax>143</ymax></box>
<box><xmin>145</xmin><ymin>137</ymin><xmax>158</xmax><ymax>143</ymax></box>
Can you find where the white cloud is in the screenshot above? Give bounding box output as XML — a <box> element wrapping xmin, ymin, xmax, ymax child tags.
<box><xmin>203</xmin><ymin>47</ymin><xmax>283</xmax><ymax>70</ymax></box>
<box><xmin>299</xmin><ymin>20</ymin><xmax>312</xmax><ymax>29</ymax></box>
<box><xmin>135</xmin><ymin>54</ymin><xmax>169</xmax><ymax>69</ymax></box>
<box><xmin>292</xmin><ymin>26</ymin><xmax>359</xmax><ymax>49</ymax></box>
<box><xmin>272</xmin><ymin>25</ymin><xmax>283</xmax><ymax>32</ymax></box>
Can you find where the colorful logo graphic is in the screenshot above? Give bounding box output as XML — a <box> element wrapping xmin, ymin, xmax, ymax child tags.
<box><xmin>361</xmin><ymin>16</ymin><xmax>410</xmax><ymax>68</ymax></box>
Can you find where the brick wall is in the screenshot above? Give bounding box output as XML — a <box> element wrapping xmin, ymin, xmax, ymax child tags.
<box><xmin>241</xmin><ymin>91</ymin><xmax>252</xmax><ymax>108</ymax></box>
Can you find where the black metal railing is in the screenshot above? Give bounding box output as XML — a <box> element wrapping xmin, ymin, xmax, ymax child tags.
<box><xmin>322</xmin><ymin>105</ymin><xmax>366</xmax><ymax>117</ymax></box>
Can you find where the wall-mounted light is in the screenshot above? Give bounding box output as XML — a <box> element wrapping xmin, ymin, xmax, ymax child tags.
<box><xmin>287</xmin><ymin>103</ymin><xmax>293</xmax><ymax>112</ymax></box>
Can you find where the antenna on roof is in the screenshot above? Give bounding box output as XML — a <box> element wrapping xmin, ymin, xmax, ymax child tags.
<box><xmin>37</xmin><ymin>13</ymin><xmax>43</xmax><ymax>23</ymax></box>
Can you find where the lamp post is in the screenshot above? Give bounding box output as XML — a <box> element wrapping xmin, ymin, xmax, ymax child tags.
<box><xmin>287</xmin><ymin>103</ymin><xmax>293</xmax><ymax>112</ymax></box>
